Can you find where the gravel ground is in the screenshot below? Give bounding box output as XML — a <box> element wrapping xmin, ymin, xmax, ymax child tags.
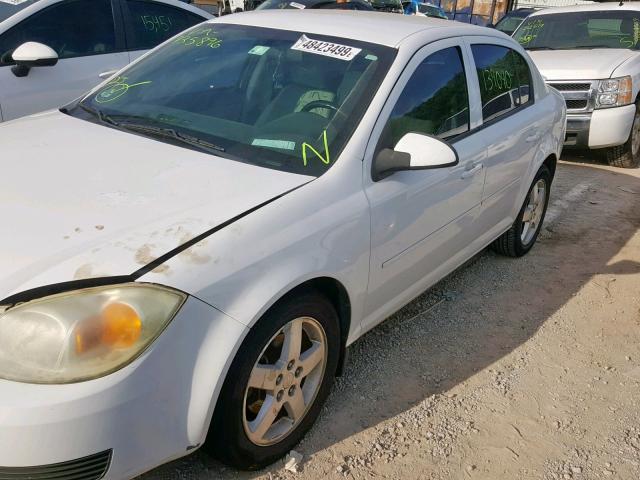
<box><xmin>140</xmin><ymin>153</ymin><xmax>640</xmax><ymax>480</ymax></box>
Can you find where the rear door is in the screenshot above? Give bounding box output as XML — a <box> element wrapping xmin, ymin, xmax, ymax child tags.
<box><xmin>120</xmin><ymin>0</ymin><xmax>208</xmax><ymax>63</ymax></box>
<box><xmin>0</xmin><ymin>0</ymin><xmax>129</xmax><ymax>121</ymax></box>
<box><xmin>464</xmin><ymin>37</ymin><xmax>543</xmax><ymax>227</ymax></box>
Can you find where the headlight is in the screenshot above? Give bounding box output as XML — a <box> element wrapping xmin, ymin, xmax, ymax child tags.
<box><xmin>596</xmin><ymin>76</ymin><xmax>633</xmax><ymax>109</ymax></box>
<box><xmin>0</xmin><ymin>284</ymin><xmax>185</xmax><ymax>384</ymax></box>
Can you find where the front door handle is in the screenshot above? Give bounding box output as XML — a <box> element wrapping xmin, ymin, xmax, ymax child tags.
<box><xmin>461</xmin><ymin>163</ymin><xmax>482</xmax><ymax>179</ymax></box>
<box><xmin>98</xmin><ymin>69</ymin><xmax>118</xmax><ymax>79</ymax></box>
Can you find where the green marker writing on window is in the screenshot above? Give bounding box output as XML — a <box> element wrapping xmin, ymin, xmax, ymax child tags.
<box><xmin>175</xmin><ymin>28</ymin><xmax>222</xmax><ymax>48</ymax></box>
<box><xmin>95</xmin><ymin>77</ymin><xmax>152</xmax><ymax>104</ymax></box>
<box><xmin>302</xmin><ymin>130</ymin><xmax>330</xmax><ymax>167</ymax></box>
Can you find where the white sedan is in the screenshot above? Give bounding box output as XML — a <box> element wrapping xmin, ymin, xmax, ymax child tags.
<box><xmin>0</xmin><ymin>11</ymin><xmax>565</xmax><ymax>479</ymax></box>
<box><xmin>0</xmin><ymin>0</ymin><xmax>210</xmax><ymax>122</ymax></box>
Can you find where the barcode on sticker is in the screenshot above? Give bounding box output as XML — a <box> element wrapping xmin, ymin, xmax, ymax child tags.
<box><xmin>291</xmin><ymin>35</ymin><xmax>361</xmax><ymax>61</ymax></box>
<box><xmin>252</xmin><ymin>139</ymin><xmax>296</xmax><ymax>150</ymax></box>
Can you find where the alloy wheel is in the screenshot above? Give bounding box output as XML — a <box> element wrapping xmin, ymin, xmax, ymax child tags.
<box><xmin>521</xmin><ymin>178</ymin><xmax>547</xmax><ymax>246</ymax></box>
<box><xmin>242</xmin><ymin>317</ymin><xmax>327</xmax><ymax>446</ymax></box>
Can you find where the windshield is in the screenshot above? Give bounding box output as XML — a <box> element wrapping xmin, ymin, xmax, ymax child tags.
<box><xmin>495</xmin><ymin>13</ymin><xmax>528</xmax><ymax>33</ymax></box>
<box><xmin>0</xmin><ymin>0</ymin><xmax>37</xmax><ymax>23</ymax></box>
<box><xmin>71</xmin><ymin>24</ymin><xmax>395</xmax><ymax>177</ymax></box>
<box><xmin>514</xmin><ymin>10</ymin><xmax>640</xmax><ymax>50</ymax></box>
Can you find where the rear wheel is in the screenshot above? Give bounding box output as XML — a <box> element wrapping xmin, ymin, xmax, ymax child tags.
<box><xmin>606</xmin><ymin>104</ymin><xmax>640</xmax><ymax>169</ymax></box>
<box><xmin>491</xmin><ymin>164</ymin><xmax>551</xmax><ymax>257</ymax></box>
<box><xmin>207</xmin><ymin>291</ymin><xmax>340</xmax><ymax>470</ymax></box>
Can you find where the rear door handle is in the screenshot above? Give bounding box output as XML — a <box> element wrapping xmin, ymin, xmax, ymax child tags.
<box><xmin>99</xmin><ymin>69</ymin><xmax>118</xmax><ymax>79</ymax></box>
<box><xmin>461</xmin><ymin>163</ymin><xmax>482</xmax><ymax>179</ymax></box>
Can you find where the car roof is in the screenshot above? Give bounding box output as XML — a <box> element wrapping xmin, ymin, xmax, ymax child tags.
<box><xmin>529</xmin><ymin>1</ymin><xmax>640</xmax><ymax>16</ymax></box>
<box><xmin>217</xmin><ymin>10</ymin><xmax>493</xmax><ymax>47</ymax></box>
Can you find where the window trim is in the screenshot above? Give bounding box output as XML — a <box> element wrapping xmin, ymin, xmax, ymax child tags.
<box><xmin>119</xmin><ymin>0</ymin><xmax>209</xmax><ymax>53</ymax></box>
<box><xmin>0</xmin><ymin>0</ymin><xmax>125</xmax><ymax>67</ymax></box>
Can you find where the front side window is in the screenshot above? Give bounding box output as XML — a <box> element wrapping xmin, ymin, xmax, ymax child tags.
<box><xmin>514</xmin><ymin>11</ymin><xmax>640</xmax><ymax>50</ymax></box>
<box><xmin>125</xmin><ymin>0</ymin><xmax>206</xmax><ymax>51</ymax></box>
<box><xmin>383</xmin><ymin>46</ymin><xmax>470</xmax><ymax>147</ymax></box>
<box><xmin>471</xmin><ymin>44</ymin><xmax>532</xmax><ymax>122</ymax></box>
<box><xmin>71</xmin><ymin>24</ymin><xmax>395</xmax><ymax>177</ymax></box>
<box><xmin>0</xmin><ymin>0</ymin><xmax>116</xmax><ymax>64</ymax></box>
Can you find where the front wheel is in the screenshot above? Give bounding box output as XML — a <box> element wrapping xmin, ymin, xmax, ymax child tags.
<box><xmin>605</xmin><ymin>104</ymin><xmax>640</xmax><ymax>168</ymax></box>
<box><xmin>491</xmin><ymin>164</ymin><xmax>551</xmax><ymax>257</ymax></box>
<box><xmin>206</xmin><ymin>291</ymin><xmax>340</xmax><ymax>470</ymax></box>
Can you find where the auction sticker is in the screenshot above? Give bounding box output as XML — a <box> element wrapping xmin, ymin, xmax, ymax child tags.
<box><xmin>289</xmin><ymin>1</ymin><xmax>306</xmax><ymax>8</ymax></box>
<box><xmin>291</xmin><ymin>35</ymin><xmax>361</xmax><ymax>61</ymax></box>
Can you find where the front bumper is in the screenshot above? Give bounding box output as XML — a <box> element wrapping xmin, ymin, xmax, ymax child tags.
<box><xmin>0</xmin><ymin>294</ymin><xmax>246</xmax><ymax>480</ymax></box>
<box><xmin>564</xmin><ymin>104</ymin><xmax>636</xmax><ymax>149</ymax></box>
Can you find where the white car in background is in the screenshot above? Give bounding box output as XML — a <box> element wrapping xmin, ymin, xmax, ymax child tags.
<box><xmin>514</xmin><ymin>3</ymin><xmax>640</xmax><ymax>168</ymax></box>
<box><xmin>0</xmin><ymin>11</ymin><xmax>564</xmax><ymax>479</ymax></box>
<box><xmin>0</xmin><ymin>0</ymin><xmax>210</xmax><ymax>122</ymax></box>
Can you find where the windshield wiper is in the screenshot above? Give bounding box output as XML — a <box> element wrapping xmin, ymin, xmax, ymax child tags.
<box><xmin>74</xmin><ymin>107</ymin><xmax>232</xmax><ymax>157</ymax></box>
<box><xmin>118</xmin><ymin>122</ymin><xmax>228</xmax><ymax>155</ymax></box>
<box><xmin>572</xmin><ymin>45</ymin><xmax>613</xmax><ymax>50</ymax></box>
<box><xmin>77</xmin><ymin>103</ymin><xmax>120</xmax><ymax>128</ymax></box>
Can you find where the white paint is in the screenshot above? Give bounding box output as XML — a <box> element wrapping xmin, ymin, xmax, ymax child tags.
<box><xmin>589</xmin><ymin>104</ymin><xmax>636</xmax><ymax>148</ymax></box>
<box><xmin>395</xmin><ymin>132</ymin><xmax>457</xmax><ymax>168</ymax></box>
<box><xmin>11</xmin><ymin>41</ymin><xmax>57</xmax><ymax>62</ymax></box>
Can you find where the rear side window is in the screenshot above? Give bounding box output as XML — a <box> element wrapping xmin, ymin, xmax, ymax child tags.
<box><xmin>0</xmin><ymin>0</ymin><xmax>116</xmax><ymax>63</ymax></box>
<box><xmin>471</xmin><ymin>44</ymin><xmax>533</xmax><ymax>122</ymax></box>
<box><xmin>384</xmin><ymin>46</ymin><xmax>470</xmax><ymax>145</ymax></box>
<box><xmin>125</xmin><ymin>0</ymin><xmax>206</xmax><ymax>51</ymax></box>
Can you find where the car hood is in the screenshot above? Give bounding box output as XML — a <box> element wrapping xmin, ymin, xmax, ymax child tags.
<box><xmin>528</xmin><ymin>49</ymin><xmax>639</xmax><ymax>80</ymax></box>
<box><xmin>0</xmin><ymin>111</ymin><xmax>312</xmax><ymax>302</ymax></box>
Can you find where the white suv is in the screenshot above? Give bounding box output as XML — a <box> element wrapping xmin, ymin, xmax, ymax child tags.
<box><xmin>514</xmin><ymin>3</ymin><xmax>640</xmax><ymax>168</ymax></box>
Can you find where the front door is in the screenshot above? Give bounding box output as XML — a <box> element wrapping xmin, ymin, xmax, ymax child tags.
<box><xmin>0</xmin><ymin>0</ymin><xmax>128</xmax><ymax>121</ymax></box>
<box><xmin>362</xmin><ymin>39</ymin><xmax>487</xmax><ymax>330</ymax></box>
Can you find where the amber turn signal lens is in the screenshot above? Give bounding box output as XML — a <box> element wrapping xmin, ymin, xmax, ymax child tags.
<box><xmin>618</xmin><ymin>76</ymin><xmax>633</xmax><ymax>105</ymax></box>
<box><xmin>101</xmin><ymin>302</ymin><xmax>142</xmax><ymax>348</ymax></box>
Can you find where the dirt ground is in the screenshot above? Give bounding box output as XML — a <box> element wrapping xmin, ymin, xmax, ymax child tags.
<box><xmin>141</xmin><ymin>152</ymin><xmax>640</xmax><ymax>480</ymax></box>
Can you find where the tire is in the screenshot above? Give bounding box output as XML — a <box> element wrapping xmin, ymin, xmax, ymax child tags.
<box><xmin>605</xmin><ymin>104</ymin><xmax>640</xmax><ymax>169</ymax></box>
<box><xmin>206</xmin><ymin>291</ymin><xmax>340</xmax><ymax>470</ymax></box>
<box><xmin>491</xmin><ymin>164</ymin><xmax>551</xmax><ymax>258</ymax></box>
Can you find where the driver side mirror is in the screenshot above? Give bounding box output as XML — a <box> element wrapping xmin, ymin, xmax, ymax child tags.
<box><xmin>373</xmin><ymin>133</ymin><xmax>458</xmax><ymax>181</ymax></box>
<box><xmin>11</xmin><ymin>42</ymin><xmax>58</xmax><ymax>78</ymax></box>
